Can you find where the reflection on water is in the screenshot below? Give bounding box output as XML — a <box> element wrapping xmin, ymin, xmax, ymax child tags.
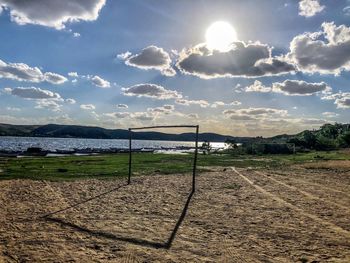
<box><xmin>0</xmin><ymin>136</ymin><xmax>227</xmax><ymax>152</ymax></box>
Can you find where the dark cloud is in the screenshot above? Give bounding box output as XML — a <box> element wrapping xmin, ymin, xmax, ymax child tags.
<box><xmin>176</xmin><ymin>42</ymin><xmax>295</xmax><ymax>79</ymax></box>
<box><xmin>272</xmin><ymin>80</ymin><xmax>331</xmax><ymax>96</ymax></box>
<box><xmin>288</xmin><ymin>22</ymin><xmax>350</xmax><ymax>75</ymax></box>
<box><xmin>0</xmin><ymin>0</ymin><xmax>106</xmax><ymax>29</ymax></box>
<box><xmin>119</xmin><ymin>46</ymin><xmax>175</xmax><ymax>76</ymax></box>
<box><xmin>9</xmin><ymin>87</ymin><xmax>62</xmax><ymax>100</ymax></box>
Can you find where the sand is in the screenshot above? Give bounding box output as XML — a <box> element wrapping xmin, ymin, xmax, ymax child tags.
<box><xmin>1</xmin><ymin>165</ymin><xmax>350</xmax><ymax>262</ymax></box>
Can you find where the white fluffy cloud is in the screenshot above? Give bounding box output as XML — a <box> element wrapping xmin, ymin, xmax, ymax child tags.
<box><xmin>0</xmin><ymin>0</ymin><xmax>106</xmax><ymax>29</ymax></box>
<box><xmin>119</xmin><ymin>46</ymin><xmax>175</xmax><ymax>76</ymax></box>
<box><xmin>8</xmin><ymin>87</ymin><xmax>62</xmax><ymax>100</ymax></box>
<box><xmin>175</xmin><ymin>98</ymin><xmax>209</xmax><ymax>108</ymax></box>
<box><xmin>44</xmin><ymin>72</ymin><xmax>68</xmax><ymax>84</ymax></box>
<box><xmin>287</xmin><ymin>22</ymin><xmax>350</xmax><ymax>75</ymax></box>
<box><xmin>122</xmin><ymin>84</ymin><xmax>182</xmax><ymax>100</ymax></box>
<box><xmin>298</xmin><ymin>0</ymin><xmax>325</xmax><ymax>17</ymax></box>
<box><xmin>211</xmin><ymin>101</ymin><xmax>241</xmax><ymax>108</ymax></box>
<box><xmin>35</xmin><ymin>100</ymin><xmax>62</xmax><ymax>112</ymax></box>
<box><xmin>80</xmin><ymin>104</ymin><xmax>95</xmax><ymax>110</ymax></box>
<box><xmin>68</xmin><ymin>72</ymin><xmax>78</xmax><ymax>77</ymax></box>
<box><xmin>0</xmin><ymin>59</ymin><xmax>67</xmax><ymax>84</ymax></box>
<box><xmin>91</xmin><ymin>75</ymin><xmax>110</xmax><ymax>88</ymax></box>
<box><xmin>244</xmin><ymin>80</ymin><xmax>272</xmax><ymax>93</ymax></box>
<box><xmin>176</xmin><ymin>42</ymin><xmax>295</xmax><ymax>79</ymax></box>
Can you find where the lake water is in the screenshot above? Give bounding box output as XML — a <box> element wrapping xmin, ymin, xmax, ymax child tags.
<box><xmin>0</xmin><ymin>136</ymin><xmax>227</xmax><ymax>152</ymax></box>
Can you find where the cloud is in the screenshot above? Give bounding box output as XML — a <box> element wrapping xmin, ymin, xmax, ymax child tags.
<box><xmin>0</xmin><ymin>59</ymin><xmax>67</xmax><ymax>84</ymax></box>
<box><xmin>335</xmin><ymin>97</ymin><xmax>350</xmax><ymax>109</ymax></box>
<box><xmin>119</xmin><ymin>46</ymin><xmax>175</xmax><ymax>76</ymax></box>
<box><xmin>80</xmin><ymin>104</ymin><xmax>95</xmax><ymax>110</ymax></box>
<box><xmin>0</xmin><ymin>0</ymin><xmax>106</xmax><ymax>29</ymax></box>
<box><xmin>68</xmin><ymin>72</ymin><xmax>78</xmax><ymax>77</ymax></box>
<box><xmin>176</xmin><ymin>42</ymin><xmax>295</xmax><ymax>79</ymax></box>
<box><xmin>210</xmin><ymin>101</ymin><xmax>241</xmax><ymax>108</ymax></box>
<box><xmin>244</xmin><ymin>80</ymin><xmax>271</xmax><ymax>93</ymax></box>
<box><xmin>322</xmin><ymin>112</ymin><xmax>339</xmax><ymax>118</ymax></box>
<box><xmin>65</xmin><ymin>98</ymin><xmax>76</xmax><ymax>104</ymax></box>
<box><xmin>321</xmin><ymin>91</ymin><xmax>350</xmax><ymax>108</ymax></box>
<box><xmin>298</xmin><ymin>0</ymin><xmax>325</xmax><ymax>17</ymax></box>
<box><xmin>35</xmin><ymin>100</ymin><xmax>61</xmax><ymax>112</ymax></box>
<box><xmin>6</xmin><ymin>107</ymin><xmax>21</xmax><ymax>111</ymax></box>
<box><xmin>8</xmin><ymin>87</ymin><xmax>62</xmax><ymax>100</ymax></box>
<box><xmin>73</xmin><ymin>32</ymin><xmax>81</xmax><ymax>37</ymax></box>
<box><xmin>175</xmin><ymin>98</ymin><xmax>209</xmax><ymax>108</ymax></box>
<box><xmin>147</xmin><ymin>104</ymin><xmax>175</xmax><ymax>114</ymax></box>
<box><xmin>122</xmin><ymin>84</ymin><xmax>182</xmax><ymax>100</ymax></box>
<box><xmin>131</xmin><ymin>112</ymin><xmax>155</xmax><ymax>121</ymax></box>
<box><xmin>343</xmin><ymin>6</ymin><xmax>350</xmax><ymax>16</ymax></box>
<box><xmin>321</xmin><ymin>91</ymin><xmax>350</xmax><ymax>109</ymax></box>
<box><xmin>187</xmin><ymin>113</ymin><xmax>199</xmax><ymax>119</ymax></box>
<box><xmin>44</xmin><ymin>72</ymin><xmax>68</xmax><ymax>84</ymax></box>
<box><xmin>104</xmin><ymin>112</ymin><xmax>130</xmax><ymax>118</ymax></box>
<box><xmin>244</xmin><ymin>79</ymin><xmax>331</xmax><ymax>96</ymax></box>
<box><xmin>287</xmin><ymin>22</ymin><xmax>350</xmax><ymax>75</ymax></box>
<box><xmin>223</xmin><ymin>107</ymin><xmax>288</xmax><ymax>121</ymax></box>
<box><xmin>272</xmin><ymin>80</ymin><xmax>331</xmax><ymax>96</ymax></box>
<box><xmin>117</xmin><ymin>104</ymin><xmax>128</xmax><ymax>109</ymax></box>
<box><xmin>91</xmin><ymin>75</ymin><xmax>110</xmax><ymax>88</ymax></box>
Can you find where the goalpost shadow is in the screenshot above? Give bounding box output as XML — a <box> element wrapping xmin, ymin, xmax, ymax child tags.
<box><xmin>43</xmin><ymin>125</ymin><xmax>199</xmax><ymax>249</ymax></box>
<box><xmin>44</xmin><ymin>189</ymin><xmax>194</xmax><ymax>249</ymax></box>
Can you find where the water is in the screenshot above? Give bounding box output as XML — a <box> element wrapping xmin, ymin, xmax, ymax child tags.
<box><xmin>0</xmin><ymin>136</ymin><xmax>227</xmax><ymax>152</ymax></box>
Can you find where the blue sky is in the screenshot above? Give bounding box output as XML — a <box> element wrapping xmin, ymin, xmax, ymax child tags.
<box><xmin>0</xmin><ymin>0</ymin><xmax>349</xmax><ymax>136</ymax></box>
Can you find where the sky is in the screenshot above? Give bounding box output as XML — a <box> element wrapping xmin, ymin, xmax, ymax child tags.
<box><xmin>0</xmin><ymin>0</ymin><xmax>350</xmax><ymax>137</ymax></box>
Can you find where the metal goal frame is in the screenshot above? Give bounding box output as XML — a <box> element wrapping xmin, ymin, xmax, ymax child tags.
<box><xmin>128</xmin><ymin>125</ymin><xmax>199</xmax><ymax>193</ymax></box>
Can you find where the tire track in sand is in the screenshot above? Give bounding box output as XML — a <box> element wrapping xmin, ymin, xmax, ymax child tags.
<box><xmin>254</xmin><ymin>171</ymin><xmax>350</xmax><ymax>212</ymax></box>
<box><xmin>231</xmin><ymin>167</ymin><xmax>350</xmax><ymax>238</ymax></box>
<box><xmin>272</xmin><ymin>172</ymin><xmax>350</xmax><ymax>199</ymax></box>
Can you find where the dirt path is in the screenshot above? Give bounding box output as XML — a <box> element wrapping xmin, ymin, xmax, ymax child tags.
<box><xmin>1</xmin><ymin>167</ymin><xmax>350</xmax><ymax>262</ymax></box>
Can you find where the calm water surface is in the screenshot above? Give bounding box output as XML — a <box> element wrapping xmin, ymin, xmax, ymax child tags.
<box><xmin>0</xmin><ymin>136</ymin><xmax>226</xmax><ymax>152</ymax></box>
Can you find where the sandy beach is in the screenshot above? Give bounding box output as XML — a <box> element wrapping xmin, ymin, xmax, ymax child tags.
<box><xmin>1</xmin><ymin>164</ymin><xmax>350</xmax><ymax>262</ymax></box>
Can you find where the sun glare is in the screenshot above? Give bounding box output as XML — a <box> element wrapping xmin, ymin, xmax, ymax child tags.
<box><xmin>205</xmin><ymin>21</ymin><xmax>237</xmax><ymax>52</ymax></box>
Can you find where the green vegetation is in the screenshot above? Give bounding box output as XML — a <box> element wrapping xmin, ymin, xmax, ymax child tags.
<box><xmin>0</xmin><ymin>150</ymin><xmax>349</xmax><ymax>181</ymax></box>
<box><xmin>224</xmin><ymin>123</ymin><xmax>350</xmax><ymax>154</ymax></box>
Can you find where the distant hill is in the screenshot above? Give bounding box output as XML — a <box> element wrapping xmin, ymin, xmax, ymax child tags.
<box><xmin>0</xmin><ymin>123</ymin><xmax>252</xmax><ymax>142</ymax></box>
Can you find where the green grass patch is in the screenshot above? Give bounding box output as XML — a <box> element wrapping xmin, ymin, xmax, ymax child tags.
<box><xmin>0</xmin><ymin>150</ymin><xmax>349</xmax><ymax>181</ymax></box>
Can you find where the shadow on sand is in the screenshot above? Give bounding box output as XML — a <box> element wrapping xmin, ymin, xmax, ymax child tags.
<box><xmin>43</xmin><ymin>187</ymin><xmax>194</xmax><ymax>249</ymax></box>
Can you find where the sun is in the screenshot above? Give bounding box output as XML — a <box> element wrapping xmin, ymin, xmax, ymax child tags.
<box><xmin>205</xmin><ymin>21</ymin><xmax>237</xmax><ymax>52</ymax></box>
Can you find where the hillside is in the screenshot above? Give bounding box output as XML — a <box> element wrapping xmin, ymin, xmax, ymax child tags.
<box><xmin>0</xmin><ymin>123</ymin><xmax>247</xmax><ymax>142</ymax></box>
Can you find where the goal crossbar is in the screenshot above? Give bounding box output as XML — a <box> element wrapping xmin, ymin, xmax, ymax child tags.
<box><xmin>128</xmin><ymin>125</ymin><xmax>199</xmax><ymax>193</ymax></box>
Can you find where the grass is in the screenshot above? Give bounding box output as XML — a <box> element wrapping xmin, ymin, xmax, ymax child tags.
<box><xmin>0</xmin><ymin>150</ymin><xmax>349</xmax><ymax>181</ymax></box>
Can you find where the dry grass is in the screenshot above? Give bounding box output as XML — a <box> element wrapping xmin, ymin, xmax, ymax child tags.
<box><xmin>300</xmin><ymin>160</ymin><xmax>350</xmax><ymax>170</ymax></box>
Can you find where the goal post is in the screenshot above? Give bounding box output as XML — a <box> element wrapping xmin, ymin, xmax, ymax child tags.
<box><xmin>127</xmin><ymin>125</ymin><xmax>199</xmax><ymax>193</ymax></box>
